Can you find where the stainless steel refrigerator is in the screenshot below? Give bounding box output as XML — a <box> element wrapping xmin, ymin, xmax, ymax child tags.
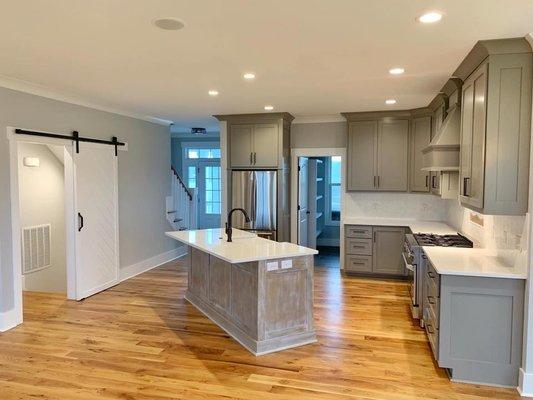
<box><xmin>231</xmin><ymin>170</ymin><xmax>277</xmax><ymax>240</ymax></box>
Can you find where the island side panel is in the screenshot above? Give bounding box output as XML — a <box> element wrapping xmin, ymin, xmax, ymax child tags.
<box><xmin>257</xmin><ymin>255</ymin><xmax>316</xmax><ymax>353</ymax></box>
<box><xmin>188</xmin><ymin>247</ymin><xmax>209</xmax><ymax>299</ymax></box>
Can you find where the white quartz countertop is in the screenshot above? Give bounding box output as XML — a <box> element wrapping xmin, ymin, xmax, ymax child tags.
<box><xmin>342</xmin><ymin>217</ymin><xmax>457</xmax><ymax>235</ymax></box>
<box><xmin>422</xmin><ymin>247</ymin><xmax>527</xmax><ymax>279</ymax></box>
<box><xmin>166</xmin><ymin>228</ymin><xmax>318</xmax><ymax>264</ymax></box>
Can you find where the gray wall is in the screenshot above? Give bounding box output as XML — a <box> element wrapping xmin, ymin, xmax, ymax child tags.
<box><xmin>0</xmin><ymin>87</ymin><xmax>176</xmax><ymax>312</ymax></box>
<box><xmin>291</xmin><ymin>122</ymin><xmax>347</xmax><ymax>148</ymax></box>
<box><xmin>18</xmin><ymin>143</ymin><xmax>66</xmax><ymax>293</ymax></box>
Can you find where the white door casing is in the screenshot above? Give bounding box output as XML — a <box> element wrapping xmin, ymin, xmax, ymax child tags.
<box><xmin>73</xmin><ymin>142</ymin><xmax>120</xmax><ymax>300</ymax></box>
<box><xmin>297</xmin><ymin>157</ymin><xmax>309</xmax><ymax>247</ymax></box>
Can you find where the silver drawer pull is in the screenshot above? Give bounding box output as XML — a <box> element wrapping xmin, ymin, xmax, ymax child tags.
<box><xmin>352</xmin><ymin>262</ymin><xmax>365</xmax><ymax>265</ymax></box>
<box><xmin>426</xmin><ymin>324</ymin><xmax>435</xmax><ymax>334</ymax></box>
<box><xmin>352</xmin><ymin>245</ymin><xmax>366</xmax><ymax>248</ymax></box>
<box><xmin>427</xmin><ymin>271</ymin><xmax>435</xmax><ymax>279</ymax></box>
<box><xmin>427</xmin><ymin>296</ymin><xmax>436</xmax><ymax>305</ymax></box>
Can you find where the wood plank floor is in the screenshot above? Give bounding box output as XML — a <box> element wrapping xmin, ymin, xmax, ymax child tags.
<box><xmin>0</xmin><ymin>258</ymin><xmax>524</xmax><ymax>399</ymax></box>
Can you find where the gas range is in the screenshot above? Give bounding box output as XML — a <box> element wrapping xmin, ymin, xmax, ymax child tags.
<box><xmin>413</xmin><ymin>233</ymin><xmax>473</xmax><ymax>248</ymax></box>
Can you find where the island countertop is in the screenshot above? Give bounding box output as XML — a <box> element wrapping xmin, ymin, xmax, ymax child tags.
<box><xmin>166</xmin><ymin>228</ymin><xmax>318</xmax><ymax>264</ymax></box>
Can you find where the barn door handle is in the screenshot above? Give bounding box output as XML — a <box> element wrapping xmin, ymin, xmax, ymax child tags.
<box><xmin>78</xmin><ymin>212</ymin><xmax>84</xmax><ymax>232</ymax></box>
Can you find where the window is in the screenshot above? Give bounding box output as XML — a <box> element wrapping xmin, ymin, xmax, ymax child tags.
<box><xmin>187</xmin><ymin>148</ymin><xmax>220</xmax><ymax>159</ymax></box>
<box><xmin>329</xmin><ymin>156</ymin><xmax>341</xmax><ymax>222</ymax></box>
<box><xmin>205</xmin><ymin>166</ymin><xmax>221</xmax><ymax>214</ymax></box>
<box><xmin>187</xmin><ymin>166</ymin><xmax>197</xmax><ymax>189</ymax></box>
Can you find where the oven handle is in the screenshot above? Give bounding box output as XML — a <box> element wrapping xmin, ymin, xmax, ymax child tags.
<box><xmin>402</xmin><ymin>252</ymin><xmax>415</xmax><ymax>272</ymax></box>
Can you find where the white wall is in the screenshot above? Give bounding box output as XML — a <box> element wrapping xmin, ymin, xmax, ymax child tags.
<box><xmin>0</xmin><ymin>86</ymin><xmax>179</xmax><ymax>314</ymax></box>
<box><xmin>18</xmin><ymin>143</ymin><xmax>66</xmax><ymax>293</ymax></box>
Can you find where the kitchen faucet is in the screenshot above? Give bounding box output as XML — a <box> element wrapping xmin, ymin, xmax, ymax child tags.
<box><xmin>225</xmin><ymin>208</ymin><xmax>251</xmax><ymax>242</ymax></box>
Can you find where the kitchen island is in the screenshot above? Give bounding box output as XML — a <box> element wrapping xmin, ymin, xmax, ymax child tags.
<box><xmin>166</xmin><ymin>228</ymin><xmax>318</xmax><ymax>355</ymax></box>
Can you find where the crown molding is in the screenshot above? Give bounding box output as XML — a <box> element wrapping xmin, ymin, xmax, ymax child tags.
<box><xmin>292</xmin><ymin>115</ymin><xmax>345</xmax><ymax>124</ymax></box>
<box><xmin>0</xmin><ymin>74</ymin><xmax>173</xmax><ymax>126</ymax></box>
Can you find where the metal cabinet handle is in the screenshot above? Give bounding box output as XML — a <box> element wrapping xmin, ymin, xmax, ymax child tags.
<box><xmin>377</xmin><ymin>176</ymin><xmax>380</xmax><ymax>188</ymax></box>
<box><xmin>78</xmin><ymin>212</ymin><xmax>84</xmax><ymax>232</ymax></box>
<box><xmin>373</xmin><ymin>176</ymin><xmax>377</xmax><ymax>188</ymax></box>
<box><xmin>250</xmin><ymin>152</ymin><xmax>253</xmax><ymax>165</ymax></box>
<box><xmin>427</xmin><ymin>271</ymin><xmax>435</xmax><ymax>279</ymax></box>
<box><xmin>427</xmin><ymin>295</ymin><xmax>436</xmax><ymax>305</ymax></box>
<box><xmin>425</xmin><ymin>175</ymin><xmax>429</xmax><ymax>188</ymax></box>
<box><xmin>431</xmin><ymin>175</ymin><xmax>436</xmax><ymax>189</ymax></box>
<box><xmin>373</xmin><ymin>231</ymin><xmax>376</xmax><ymax>243</ymax></box>
<box><xmin>253</xmin><ymin>152</ymin><xmax>257</xmax><ymax>165</ymax></box>
<box><xmin>426</xmin><ymin>324</ymin><xmax>435</xmax><ymax>334</ymax></box>
<box><xmin>463</xmin><ymin>177</ymin><xmax>470</xmax><ymax>197</ymax></box>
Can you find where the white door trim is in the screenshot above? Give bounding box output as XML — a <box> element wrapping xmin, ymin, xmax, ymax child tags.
<box><xmin>4</xmin><ymin>127</ymin><xmax>126</xmax><ymax>331</ymax></box>
<box><xmin>290</xmin><ymin>147</ymin><xmax>346</xmax><ymax>269</ymax></box>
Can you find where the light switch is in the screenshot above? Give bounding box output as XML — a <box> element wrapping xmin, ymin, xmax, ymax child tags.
<box><xmin>281</xmin><ymin>259</ymin><xmax>292</xmax><ymax>269</ymax></box>
<box><xmin>267</xmin><ymin>261</ymin><xmax>279</xmax><ymax>271</ymax></box>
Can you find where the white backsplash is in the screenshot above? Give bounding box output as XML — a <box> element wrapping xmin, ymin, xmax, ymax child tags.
<box><xmin>343</xmin><ymin>192</ymin><xmax>448</xmax><ymax>220</ymax></box>
<box><xmin>445</xmin><ymin>199</ymin><xmax>527</xmax><ymax>251</ymax></box>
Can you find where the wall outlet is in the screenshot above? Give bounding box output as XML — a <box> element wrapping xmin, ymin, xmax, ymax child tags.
<box><xmin>267</xmin><ymin>261</ymin><xmax>279</xmax><ymax>271</ymax></box>
<box><xmin>281</xmin><ymin>259</ymin><xmax>292</xmax><ymax>269</ymax></box>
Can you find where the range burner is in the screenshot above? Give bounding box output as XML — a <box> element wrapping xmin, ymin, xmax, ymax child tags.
<box><xmin>413</xmin><ymin>233</ymin><xmax>473</xmax><ymax>248</ymax></box>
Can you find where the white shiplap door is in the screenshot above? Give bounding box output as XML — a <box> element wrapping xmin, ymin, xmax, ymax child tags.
<box><xmin>74</xmin><ymin>142</ymin><xmax>119</xmax><ymax>300</ymax></box>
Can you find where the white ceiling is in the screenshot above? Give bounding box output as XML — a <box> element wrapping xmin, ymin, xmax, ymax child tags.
<box><xmin>1</xmin><ymin>1</ymin><xmax>533</xmax><ymax>131</ymax></box>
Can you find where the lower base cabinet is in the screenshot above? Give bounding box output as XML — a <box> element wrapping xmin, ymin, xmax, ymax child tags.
<box><xmin>344</xmin><ymin>225</ymin><xmax>406</xmax><ymax>277</ymax></box>
<box><xmin>423</xmin><ymin>260</ymin><xmax>524</xmax><ymax>387</ymax></box>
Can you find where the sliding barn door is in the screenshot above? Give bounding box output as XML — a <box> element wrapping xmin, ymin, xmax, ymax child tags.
<box><xmin>74</xmin><ymin>142</ymin><xmax>119</xmax><ymax>300</ymax></box>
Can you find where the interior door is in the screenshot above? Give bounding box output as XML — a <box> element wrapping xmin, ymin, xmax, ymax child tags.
<box><xmin>297</xmin><ymin>157</ymin><xmax>309</xmax><ymax>247</ymax></box>
<box><xmin>74</xmin><ymin>142</ymin><xmax>119</xmax><ymax>300</ymax></box>
<box><xmin>198</xmin><ymin>161</ymin><xmax>222</xmax><ymax>229</ymax></box>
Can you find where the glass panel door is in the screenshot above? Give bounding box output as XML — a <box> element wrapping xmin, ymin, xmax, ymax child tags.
<box><xmin>198</xmin><ymin>161</ymin><xmax>221</xmax><ymax>228</ymax></box>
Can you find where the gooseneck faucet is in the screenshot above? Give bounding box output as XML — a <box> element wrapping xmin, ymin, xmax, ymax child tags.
<box><xmin>225</xmin><ymin>208</ymin><xmax>251</xmax><ymax>242</ymax></box>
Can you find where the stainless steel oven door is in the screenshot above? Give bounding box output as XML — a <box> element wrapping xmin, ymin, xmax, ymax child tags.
<box><xmin>402</xmin><ymin>251</ymin><xmax>417</xmax><ymax>306</ymax></box>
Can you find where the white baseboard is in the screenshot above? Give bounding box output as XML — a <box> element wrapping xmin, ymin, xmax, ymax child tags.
<box><xmin>119</xmin><ymin>245</ymin><xmax>187</xmax><ymax>282</ymax></box>
<box><xmin>519</xmin><ymin>368</ymin><xmax>533</xmax><ymax>397</ymax></box>
<box><xmin>0</xmin><ymin>307</ymin><xmax>23</xmax><ymax>332</ymax></box>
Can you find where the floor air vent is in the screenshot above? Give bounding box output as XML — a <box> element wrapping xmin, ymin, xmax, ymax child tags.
<box><xmin>22</xmin><ymin>224</ymin><xmax>51</xmax><ymax>274</ymax></box>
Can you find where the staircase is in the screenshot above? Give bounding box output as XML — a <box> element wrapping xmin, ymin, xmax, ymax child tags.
<box><xmin>167</xmin><ymin>166</ymin><xmax>196</xmax><ymax>231</ymax></box>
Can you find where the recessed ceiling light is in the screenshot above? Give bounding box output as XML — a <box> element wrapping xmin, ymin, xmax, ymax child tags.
<box><xmin>152</xmin><ymin>17</ymin><xmax>185</xmax><ymax>31</ymax></box>
<box><xmin>385</xmin><ymin>99</ymin><xmax>397</xmax><ymax>105</ymax></box>
<box><xmin>417</xmin><ymin>11</ymin><xmax>443</xmax><ymax>24</ymax></box>
<box><xmin>264</xmin><ymin>105</ymin><xmax>274</xmax><ymax>111</ymax></box>
<box><xmin>243</xmin><ymin>72</ymin><xmax>256</xmax><ymax>80</ymax></box>
<box><xmin>208</xmin><ymin>90</ymin><xmax>219</xmax><ymax>96</ymax></box>
<box><xmin>389</xmin><ymin>67</ymin><xmax>405</xmax><ymax>75</ymax></box>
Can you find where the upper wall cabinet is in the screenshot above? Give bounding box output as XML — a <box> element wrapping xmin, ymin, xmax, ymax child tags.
<box><xmin>410</xmin><ymin>116</ymin><xmax>431</xmax><ymax>192</ymax></box>
<box><xmin>458</xmin><ymin>39</ymin><xmax>532</xmax><ymax>215</ymax></box>
<box><xmin>215</xmin><ymin>113</ymin><xmax>294</xmax><ymax>170</ymax></box>
<box><xmin>344</xmin><ymin>113</ymin><xmax>409</xmax><ymax>191</ymax></box>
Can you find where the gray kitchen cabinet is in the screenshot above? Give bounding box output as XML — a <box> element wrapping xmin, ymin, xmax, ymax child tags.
<box><xmin>347</xmin><ymin>120</ymin><xmax>377</xmax><ymax>190</ymax></box>
<box><xmin>229</xmin><ymin>123</ymin><xmax>279</xmax><ymax>168</ymax></box>
<box><xmin>410</xmin><ymin>116</ymin><xmax>431</xmax><ymax>192</ymax></box>
<box><xmin>346</xmin><ymin>117</ymin><xmax>408</xmax><ymax>191</ymax></box>
<box><xmin>372</xmin><ymin>226</ymin><xmax>406</xmax><ymax>275</ymax></box>
<box><xmin>459</xmin><ymin>46</ymin><xmax>532</xmax><ymax>214</ymax></box>
<box><xmin>423</xmin><ymin>260</ymin><xmax>525</xmax><ymax>387</ymax></box>
<box><xmin>230</xmin><ymin>124</ymin><xmax>254</xmax><ymax>167</ymax></box>
<box><xmin>377</xmin><ymin>120</ymin><xmax>409</xmax><ymax>191</ymax></box>
<box><xmin>344</xmin><ymin>225</ymin><xmax>406</xmax><ymax>277</ymax></box>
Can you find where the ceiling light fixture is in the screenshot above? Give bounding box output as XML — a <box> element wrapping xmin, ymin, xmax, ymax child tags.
<box><xmin>243</xmin><ymin>72</ymin><xmax>256</xmax><ymax>80</ymax></box>
<box><xmin>208</xmin><ymin>90</ymin><xmax>219</xmax><ymax>96</ymax></box>
<box><xmin>417</xmin><ymin>11</ymin><xmax>443</xmax><ymax>24</ymax></box>
<box><xmin>152</xmin><ymin>17</ymin><xmax>185</xmax><ymax>31</ymax></box>
<box><xmin>389</xmin><ymin>67</ymin><xmax>405</xmax><ymax>75</ymax></box>
<box><xmin>264</xmin><ymin>105</ymin><xmax>274</xmax><ymax>111</ymax></box>
<box><xmin>385</xmin><ymin>99</ymin><xmax>397</xmax><ymax>105</ymax></box>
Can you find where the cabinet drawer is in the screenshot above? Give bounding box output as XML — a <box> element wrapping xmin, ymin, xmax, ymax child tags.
<box><xmin>426</xmin><ymin>262</ymin><xmax>440</xmax><ymax>297</ymax></box>
<box><xmin>425</xmin><ymin>318</ymin><xmax>439</xmax><ymax>361</ymax></box>
<box><xmin>427</xmin><ymin>295</ymin><xmax>440</xmax><ymax>329</ymax></box>
<box><xmin>346</xmin><ymin>238</ymin><xmax>373</xmax><ymax>255</ymax></box>
<box><xmin>345</xmin><ymin>255</ymin><xmax>373</xmax><ymax>273</ymax></box>
<box><xmin>345</xmin><ymin>225</ymin><xmax>372</xmax><ymax>239</ymax></box>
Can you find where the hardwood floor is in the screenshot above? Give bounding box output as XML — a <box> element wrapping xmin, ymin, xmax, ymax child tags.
<box><xmin>0</xmin><ymin>257</ymin><xmax>523</xmax><ymax>399</ymax></box>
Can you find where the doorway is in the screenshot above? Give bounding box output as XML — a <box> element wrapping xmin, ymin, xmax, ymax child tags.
<box><xmin>291</xmin><ymin>148</ymin><xmax>345</xmax><ymax>270</ymax></box>
<box><xmin>7</xmin><ymin>127</ymin><xmax>122</xmax><ymax>329</ymax></box>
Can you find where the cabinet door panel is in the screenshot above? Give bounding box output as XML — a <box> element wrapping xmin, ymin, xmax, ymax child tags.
<box><xmin>253</xmin><ymin>124</ymin><xmax>279</xmax><ymax>167</ymax></box>
<box><xmin>460</xmin><ymin>79</ymin><xmax>474</xmax><ymax>201</ymax></box>
<box><xmin>469</xmin><ymin>66</ymin><xmax>487</xmax><ymax>209</ymax></box>
<box><xmin>348</xmin><ymin>121</ymin><xmax>377</xmax><ymax>190</ymax></box>
<box><xmin>377</xmin><ymin>120</ymin><xmax>409</xmax><ymax>191</ymax></box>
<box><xmin>230</xmin><ymin>125</ymin><xmax>253</xmax><ymax>167</ymax></box>
<box><xmin>372</xmin><ymin>227</ymin><xmax>405</xmax><ymax>275</ymax></box>
<box><xmin>410</xmin><ymin>116</ymin><xmax>431</xmax><ymax>192</ymax></box>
